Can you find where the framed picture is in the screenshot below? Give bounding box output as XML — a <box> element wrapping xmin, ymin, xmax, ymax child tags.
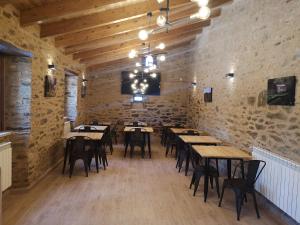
<box><xmin>204</xmin><ymin>87</ymin><xmax>213</xmax><ymax>103</ymax></box>
<box><xmin>267</xmin><ymin>76</ymin><xmax>296</xmax><ymax>106</ymax></box>
<box><xmin>44</xmin><ymin>75</ymin><xmax>57</xmax><ymax>97</ymax></box>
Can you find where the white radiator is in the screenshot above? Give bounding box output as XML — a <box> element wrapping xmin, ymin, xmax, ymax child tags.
<box><xmin>252</xmin><ymin>147</ymin><xmax>300</xmax><ymax>223</ymax></box>
<box><xmin>0</xmin><ymin>142</ymin><xmax>12</xmax><ymax>191</ymax></box>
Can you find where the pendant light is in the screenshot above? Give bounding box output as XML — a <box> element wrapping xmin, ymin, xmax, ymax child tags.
<box><xmin>157</xmin><ymin>15</ymin><xmax>166</xmax><ymax>27</ymax></box>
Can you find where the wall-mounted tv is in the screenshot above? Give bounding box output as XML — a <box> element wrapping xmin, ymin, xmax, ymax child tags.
<box><xmin>121</xmin><ymin>71</ymin><xmax>161</xmax><ymax>96</ymax></box>
<box><xmin>267</xmin><ymin>76</ymin><xmax>296</xmax><ymax>106</ymax></box>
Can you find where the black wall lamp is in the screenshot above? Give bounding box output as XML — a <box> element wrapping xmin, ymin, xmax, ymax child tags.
<box><xmin>48</xmin><ymin>64</ymin><xmax>56</xmax><ymax>71</ymax></box>
<box><xmin>192</xmin><ymin>82</ymin><xmax>197</xmax><ymax>87</ymax></box>
<box><xmin>225</xmin><ymin>73</ymin><xmax>234</xmax><ymax>78</ymax></box>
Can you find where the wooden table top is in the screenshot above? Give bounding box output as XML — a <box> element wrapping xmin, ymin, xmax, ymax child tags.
<box><xmin>170</xmin><ymin>127</ymin><xmax>201</xmax><ymax>134</ymax></box>
<box><xmin>74</xmin><ymin>125</ymin><xmax>108</xmax><ymax>131</ymax></box>
<box><xmin>192</xmin><ymin>145</ymin><xmax>252</xmax><ymax>160</ymax></box>
<box><xmin>124</xmin><ymin>127</ymin><xmax>154</xmax><ymax>133</ymax></box>
<box><xmin>179</xmin><ymin>135</ymin><xmax>222</xmax><ymax>144</ymax></box>
<box><xmin>63</xmin><ymin>132</ymin><xmax>104</xmax><ymax>140</ymax></box>
<box><xmin>124</xmin><ymin>122</ymin><xmax>148</xmax><ymax>126</ymax></box>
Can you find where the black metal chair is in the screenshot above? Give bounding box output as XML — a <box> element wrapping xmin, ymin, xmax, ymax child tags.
<box><xmin>68</xmin><ymin>136</ymin><xmax>93</xmax><ymax>178</ymax></box>
<box><xmin>110</xmin><ymin>122</ymin><xmax>118</xmax><ymax>144</ymax></box>
<box><xmin>165</xmin><ymin>124</ymin><xmax>184</xmax><ymax>156</ymax></box>
<box><xmin>127</xmin><ymin>128</ymin><xmax>145</xmax><ymax>158</ymax></box>
<box><xmin>218</xmin><ymin>160</ymin><xmax>266</xmax><ymax>220</ymax></box>
<box><xmin>90</xmin><ymin>120</ymin><xmax>99</xmax><ymax>125</ymax></box>
<box><xmin>189</xmin><ymin>163</ymin><xmax>220</xmax><ymax>199</ymax></box>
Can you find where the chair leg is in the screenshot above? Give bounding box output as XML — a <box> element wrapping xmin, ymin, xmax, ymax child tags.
<box><xmin>190</xmin><ymin>172</ymin><xmax>196</xmax><ymax>189</ymax></box>
<box><xmin>69</xmin><ymin>159</ymin><xmax>75</xmax><ymax>178</ymax></box>
<box><xmin>235</xmin><ymin>190</ymin><xmax>243</xmax><ymax>221</ymax></box>
<box><xmin>252</xmin><ymin>191</ymin><xmax>260</xmax><ymax>218</ymax></box>
<box><xmin>215</xmin><ymin>177</ymin><xmax>220</xmax><ymax>198</ymax></box>
<box><xmin>218</xmin><ymin>182</ymin><xmax>226</xmax><ymax>207</ymax></box>
<box><xmin>165</xmin><ymin>143</ymin><xmax>170</xmax><ymax>156</ymax></box>
<box><xmin>193</xmin><ymin>176</ymin><xmax>201</xmax><ymax>196</ymax></box>
<box><xmin>210</xmin><ymin>176</ymin><xmax>214</xmax><ymax>189</ymax></box>
<box><xmin>130</xmin><ymin>145</ymin><xmax>134</xmax><ymax>158</ymax></box>
<box><xmin>84</xmin><ymin>159</ymin><xmax>89</xmax><ymax>177</ymax></box>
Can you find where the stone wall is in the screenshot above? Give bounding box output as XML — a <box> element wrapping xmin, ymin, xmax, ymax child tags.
<box><xmin>188</xmin><ymin>0</ymin><xmax>300</xmax><ymax>162</ymax></box>
<box><xmin>0</xmin><ymin>4</ymin><xmax>85</xmax><ymax>188</ymax></box>
<box><xmin>83</xmin><ymin>48</ymin><xmax>194</xmax><ymax>132</ymax></box>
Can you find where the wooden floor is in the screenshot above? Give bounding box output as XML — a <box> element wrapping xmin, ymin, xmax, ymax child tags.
<box><xmin>3</xmin><ymin>138</ymin><xmax>289</xmax><ymax>225</ymax></box>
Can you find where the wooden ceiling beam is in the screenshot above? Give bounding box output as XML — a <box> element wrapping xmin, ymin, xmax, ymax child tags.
<box><xmin>40</xmin><ymin>0</ymin><xmax>190</xmax><ymax>37</ymax></box>
<box><xmin>20</xmin><ymin>0</ymin><xmax>125</xmax><ymax>26</ymax></box>
<box><xmin>74</xmin><ymin>22</ymin><xmax>205</xmax><ymax>60</ymax></box>
<box><xmin>65</xmin><ymin>19</ymin><xmax>209</xmax><ymax>55</ymax></box>
<box><xmin>55</xmin><ymin>3</ymin><xmax>204</xmax><ymax>47</ymax></box>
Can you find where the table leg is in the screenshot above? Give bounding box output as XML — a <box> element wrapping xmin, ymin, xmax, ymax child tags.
<box><xmin>148</xmin><ymin>133</ymin><xmax>151</xmax><ymax>158</ymax></box>
<box><xmin>124</xmin><ymin>133</ymin><xmax>129</xmax><ymax>157</ymax></box>
<box><xmin>185</xmin><ymin>144</ymin><xmax>191</xmax><ymax>176</ymax></box>
<box><xmin>227</xmin><ymin>159</ymin><xmax>232</xmax><ymax>179</ymax></box>
<box><xmin>204</xmin><ymin>158</ymin><xmax>209</xmax><ymax>202</ymax></box>
<box><xmin>62</xmin><ymin>140</ymin><xmax>70</xmax><ymax>174</ymax></box>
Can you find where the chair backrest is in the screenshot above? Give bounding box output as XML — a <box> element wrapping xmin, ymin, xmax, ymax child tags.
<box><xmin>79</xmin><ymin>126</ymin><xmax>97</xmax><ymax>132</ymax></box>
<box><xmin>133</xmin><ymin>121</ymin><xmax>139</xmax><ymax>126</ymax></box>
<box><xmin>246</xmin><ymin>160</ymin><xmax>266</xmax><ymax>187</ymax></box>
<box><xmin>175</xmin><ymin>123</ymin><xmax>182</xmax><ymax>128</ymax></box>
<box><xmin>187</xmin><ymin>130</ymin><xmax>199</xmax><ymax>136</ymax></box>
<box><xmin>68</xmin><ymin>136</ymin><xmax>90</xmax><ymax>157</ymax></box>
<box><xmin>90</xmin><ymin>120</ymin><xmax>99</xmax><ymax>125</ymax></box>
<box><xmin>64</xmin><ymin>121</ymin><xmax>71</xmax><ymax>136</ymax></box>
<box><xmin>131</xmin><ymin>128</ymin><xmax>143</xmax><ymax>142</ymax></box>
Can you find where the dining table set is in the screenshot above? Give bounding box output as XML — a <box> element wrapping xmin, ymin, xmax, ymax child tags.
<box><xmin>161</xmin><ymin>123</ymin><xmax>266</xmax><ymax>220</ymax></box>
<box><xmin>62</xmin><ymin>121</ymin><xmax>113</xmax><ymax>177</ymax></box>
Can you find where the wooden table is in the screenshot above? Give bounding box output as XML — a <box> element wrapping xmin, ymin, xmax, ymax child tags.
<box><xmin>179</xmin><ymin>135</ymin><xmax>222</xmax><ymax>176</ymax></box>
<box><xmin>171</xmin><ymin>128</ymin><xmax>198</xmax><ymax>134</ymax></box>
<box><xmin>192</xmin><ymin>145</ymin><xmax>252</xmax><ymax>202</ymax></box>
<box><xmin>63</xmin><ymin>132</ymin><xmax>104</xmax><ymax>140</ymax></box>
<box><xmin>74</xmin><ymin>125</ymin><xmax>108</xmax><ymax>132</ymax></box>
<box><xmin>124</xmin><ymin>126</ymin><xmax>153</xmax><ymax>158</ymax></box>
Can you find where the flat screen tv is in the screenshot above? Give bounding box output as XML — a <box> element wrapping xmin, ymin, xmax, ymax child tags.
<box><xmin>267</xmin><ymin>76</ymin><xmax>296</xmax><ymax>106</ymax></box>
<box><xmin>121</xmin><ymin>71</ymin><xmax>161</xmax><ymax>96</ymax></box>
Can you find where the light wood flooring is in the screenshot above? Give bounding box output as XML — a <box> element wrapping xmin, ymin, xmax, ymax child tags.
<box><xmin>3</xmin><ymin>138</ymin><xmax>290</xmax><ymax>225</ymax></box>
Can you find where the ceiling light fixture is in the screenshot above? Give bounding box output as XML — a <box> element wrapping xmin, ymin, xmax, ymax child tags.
<box><xmin>138</xmin><ymin>29</ymin><xmax>149</xmax><ymax>41</ymax></box>
<box><xmin>157</xmin><ymin>0</ymin><xmax>164</xmax><ymax>3</ymax></box>
<box><xmin>158</xmin><ymin>54</ymin><xmax>166</xmax><ymax>62</ymax></box>
<box><xmin>156</xmin><ymin>43</ymin><xmax>166</xmax><ymax>50</ymax></box>
<box><xmin>128</xmin><ymin>49</ymin><xmax>137</xmax><ymax>58</ymax></box>
<box><xmin>157</xmin><ymin>15</ymin><xmax>167</xmax><ymax>27</ymax></box>
<box><xmin>198</xmin><ymin>6</ymin><xmax>211</xmax><ymax>19</ymax></box>
<box><xmin>192</xmin><ymin>0</ymin><xmax>209</xmax><ymax>7</ymax></box>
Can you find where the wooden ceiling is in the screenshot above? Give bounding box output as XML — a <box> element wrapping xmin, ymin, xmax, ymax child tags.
<box><xmin>3</xmin><ymin>0</ymin><xmax>232</xmax><ymax>70</ymax></box>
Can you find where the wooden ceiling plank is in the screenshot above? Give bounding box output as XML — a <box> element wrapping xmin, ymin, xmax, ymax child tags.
<box><xmin>74</xmin><ymin>22</ymin><xmax>205</xmax><ymax>60</ymax></box>
<box><xmin>40</xmin><ymin>0</ymin><xmax>190</xmax><ymax>37</ymax></box>
<box><xmin>20</xmin><ymin>0</ymin><xmax>125</xmax><ymax>26</ymax></box>
<box><xmin>65</xmin><ymin>19</ymin><xmax>209</xmax><ymax>55</ymax></box>
<box><xmin>54</xmin><ymin>4</ymin><xmax>206</xmax><ymax>47</ymax></box>
<box><xmin>83</xmin><ymin>33</ymin><xmax>197</xmax><ymax>65</ymax></box>
<box><xmin>86</xmin><ymin>39</ymin><xmax>194</xmax><ymax>68</ymax></box>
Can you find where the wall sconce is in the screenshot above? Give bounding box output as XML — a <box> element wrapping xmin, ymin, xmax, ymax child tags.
<box><xmin>192</xmin><ymin>82</ymin><xmax>197</xmax><ymax>87</ymax></box>
<box><xmin>225</xmin><ymin>73</ymin><xmax>234</xmax><ymax>78</ymax></box>
<box><xmin>48</xmin><ymin>64</ymin><xmax>56</xmax><ymax>71</ymax></box>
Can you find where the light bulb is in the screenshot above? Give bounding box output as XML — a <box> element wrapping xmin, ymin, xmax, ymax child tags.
<box><xmin>134</xmin><ymin>79</ymin><xmax>138</xmax><ymax>84</ymax></box>
<box><xmin>136</xmin><ymin>62</ymin><xmax>141</xmax><ymax>67</ymax></box>
<box><xmin>150</xmin><ymin>73</ymin><xmax>157</xmax><ymax>78</ymax></box>
<box><xmin>156</xmin><ymin>43</ymin><xmax>166</xmax><ymax>50</ymax></box>
<box><xmin>134</xmin><ymin>69</ymin><xmax>138</xmax><ymax>74</ymax></box>
<box><xmin>138</xmin><ymin>30</ymin><xmax>149</xmax><ymax>41</ymax></box>
<box><xmin>198</xmin><ymin>6</ymin><xmax>211</xmax><ymax>20</ymax></box>
<box><xmin>143</xmin><ymin>79</ymin><xmax>147</xmax><ymax>83</ymax></box>
<box><xmin>144</xmin><ymin>68</ymin><xmax>149</xmax><ymax>73</ymax></box>
<box><xmin>156</xmin><ymin>15</ymin><xmax>166</xmax><ymax>27</ymax></box>
<box><xmin>128</xmin><ymin>49</ymin><xmax>137</xmax><ymax>59</ymax></box>
<box><xmin>129</xmin><ymin>73</ymin><xmax>136</xmax><ymax>78</ymax></box>
<box><xmin>157</xmin><ymin>0</ymin><xmax>164</xmax><ymax>3</ymax></box>
<box><xmin>158</xmin><ymin>54</ymin><xmax>166</xmax><ymax>62</ymax></box>
<box><xmin>196</xmin><ymin>0</ymin><xmax>209</xmax><ymax>7</ymax></box>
